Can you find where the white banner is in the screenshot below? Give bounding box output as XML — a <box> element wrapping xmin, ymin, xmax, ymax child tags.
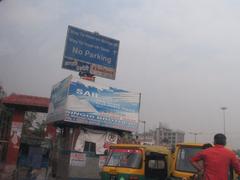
<box><xmin>74</xmin><ymin>128</ymin><xmax>118</xmax><ymax>154</ymax></box>
<box><xmin>70</xmin><ymin>152</ymin><xmax>86</xmax><ymax>167</ymax></box>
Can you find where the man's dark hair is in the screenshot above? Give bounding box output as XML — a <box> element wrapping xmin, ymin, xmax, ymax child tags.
<box><xmin>214</xmin><ymin>133</ymin><xmax>226</xmax><ymax>146</ymax></box>
<box><xmin>202</xmin><ymin>143</ymin><xmax>213</xmax><ymax>149</ymax></box>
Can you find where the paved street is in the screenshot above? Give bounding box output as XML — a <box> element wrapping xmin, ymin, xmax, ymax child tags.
<box><xmin>0</xmin><ymin>167</ymin><xmax>55</xmax><ymax>180</ymax></box>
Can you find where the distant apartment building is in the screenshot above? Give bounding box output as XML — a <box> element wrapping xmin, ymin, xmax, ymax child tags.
<box><xmin>138</xmin><ymin>129</ymin><xmax>155</xmax><ymax>145</ymax></box>
<box><xmin>138</xmin><ymin>123</ymin><xmax>185</xmax><ymax>148</ymax></box>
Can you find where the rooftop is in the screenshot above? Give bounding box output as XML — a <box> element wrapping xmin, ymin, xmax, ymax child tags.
<box><xmin>2</xmin><ymin>94</ymin><xmax>49</xmax><ymax>112</ymax></box>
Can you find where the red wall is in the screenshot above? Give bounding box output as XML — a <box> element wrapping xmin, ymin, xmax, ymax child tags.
<box><xmin>6</xmin><ymin>110</ymin><xmax>56</xmax><ymax>165</ymax></box>
<box><xmin>6</xmin><ymin>110</ymin><xmax>24</xmax><ymax>165</ymax></box>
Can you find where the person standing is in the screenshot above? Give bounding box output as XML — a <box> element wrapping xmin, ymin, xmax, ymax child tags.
<box><xmin>202</xmin><ymin>143</ymin><xmax>212</xmax><ymax>150</ymax></box>
<box><xmin>191</xmin><ymin>133</ymin><xmax>240</xmax><ymax>180</ymax></box>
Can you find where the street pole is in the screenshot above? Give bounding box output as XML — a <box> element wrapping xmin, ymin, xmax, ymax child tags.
<box><xmin>143</xmin><ymin>121</ymin><xmax>146</xmax><ymax>142</ymax></box>
<box><xmin>140</xmin><ymin>120</ymin><xmax>146</xmax><ymax>142</ymax></box>
<box><xmin>221</xmin><ymin>107</ymin><xmax>227</xmax><ymax>135</ymax></box>
<box><xmin>189</xmin><ymin>132</ymin><xmax>201</xmax><ymax>143</ymax></box>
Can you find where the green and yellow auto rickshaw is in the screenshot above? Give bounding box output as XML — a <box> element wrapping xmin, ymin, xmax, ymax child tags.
<box><xmin>170</xmin><ymin>143</ymin><xmax>203</xmax><ymax>180</ymax></box>
<box><xmin>101</xmin><ymin>144</ymin><xmax>172</xmax><ymax>180</ymax></box>
<box><xmin>169</xmin><ymin>143</ymin><xmax>238</xmax><ymax>180</ymax></box>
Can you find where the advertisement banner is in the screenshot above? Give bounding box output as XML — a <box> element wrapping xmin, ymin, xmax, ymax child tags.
<box><xmin>70</xmin><ymin>152</ymin><xmax>86</xmax><ymax>167</ymax></box>
<box><xmin>62</xmin><ymin>26</ymin><xmax>120</xmax><ymax>80</ymax></box>
<box><xmin>47</xmin><ymin>75</ymin><xmax>71</xmax><ymax>122</ymax></box>
<box><xmin>47</xmin><ymin>76</ymin><xmax>141</xmax><ymax>132</ymax></box>
<box><xmin>65</xmin><ymin>77</ymin><xmax>141</xmax><ymax>132</ymax></box>
<box><xmin>74</xmin><ymin>129</ymin><xmax>118</xmax><ymax>154</ymax></box>
<box><xmin>10</xmin><ymin>122</ymin><xmax>23</xmax><ymax>149</ymax></box>
<box><xmin>99</xmin><ymin>156</ymin><xmax>107</xmax><ymax>168</ymax></box>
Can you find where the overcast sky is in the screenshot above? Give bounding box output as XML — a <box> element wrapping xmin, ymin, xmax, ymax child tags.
<box><xmin>1</xmin><ymin>0</ymin><xmax>240</xmax><ymax>148</ymax></box>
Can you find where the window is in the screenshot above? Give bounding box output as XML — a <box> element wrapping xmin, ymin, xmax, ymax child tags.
<box><xmin>148</xmin><ymin>159</ymin><xmax>165</xmax><ymax>169</ymax></box>
<box><xmin>176</xmin><ymin>147</ymin><xmax>202</xmax><ymax>173</ymax></box>
<box><xmin>145</xmin><ymin>153</ymin><xmax>168</xmax><ymax>180</ymax></box>
<box><xmin>106</xmin><ymin>148</ymin><xmax>142</xmax><ymax>169</ymax></box>
<box><xmin>84</xmin><ymin>141</ymin><xmax>96</xmax><ymax>153</ymax></box>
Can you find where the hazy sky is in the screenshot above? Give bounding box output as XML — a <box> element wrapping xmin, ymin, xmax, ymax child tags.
<box><xmin>1</xmin><ymin>0</ymin><xmax>240</xmax><ymax>148</ymax></box>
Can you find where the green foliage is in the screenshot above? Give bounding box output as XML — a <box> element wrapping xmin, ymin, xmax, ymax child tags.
<box><xmin>0</xmin><ymin>85</ymin><xmax>7</xmax><ymax>100</ymax></box>
<box><xmin>22</xmin><ymin>111</ymin><xmax>47</xmax><ymax>138</ymax></box>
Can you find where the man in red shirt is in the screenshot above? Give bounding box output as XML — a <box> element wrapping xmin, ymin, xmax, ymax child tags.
<box><xmin>191</xmin><ymin>133</ymin><xmax>240</xmax><ymax>180</ymax></box>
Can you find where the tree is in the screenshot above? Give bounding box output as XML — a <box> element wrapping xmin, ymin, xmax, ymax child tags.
<box><xmin>22</xmin><ymin>111</ymin><xmax>47</xmax><ymax>138</ymax></box>
<box><xmin>0</xmin><ymin>85</ymin><xmax>8</xmax><ymax>114</ymax></box>
<box><xmin>0</xmin><ymin>85</ymin><xmax>7</xmax><ymax>101</ymax></box>
<box><xmin>22</xmin><ymin>111</ymin><xmax>37</xmax><ymax>137</ymax></box>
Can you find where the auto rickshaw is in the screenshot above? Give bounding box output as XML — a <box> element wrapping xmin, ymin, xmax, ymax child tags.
<box><xmin>169</xmin><ymin>143</ymin><xmax>203</xmax><ymax>180</ymax></box>
<box><xmin>169</xmin><ymin>143</ymin><xmax>238</xmax><ymax>180</ymax></box>
<box><xmin>101</xmin><ymin>144</ymin><xmax>172</xmax><ymax>180</ymax></box>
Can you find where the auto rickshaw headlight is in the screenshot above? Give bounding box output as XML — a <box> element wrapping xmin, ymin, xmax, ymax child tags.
<box><xmin>119</xmin><ymin>176</ymin><xmax>125</xmax><ymax>180</ymax></box>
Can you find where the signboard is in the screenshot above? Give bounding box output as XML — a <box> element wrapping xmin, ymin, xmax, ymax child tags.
<box><xmin>10</xmin><ymin>122</ymin><xmax>23</xmax><ymax>149</ymax></box>
<box><xmin>47</xmin><ymin>76</ymin><xmax>71</xmax><ymax>122</ymax></box>
<box><xmin>47</xmin><ymin>76</ymin><xmax>141</xmax><ymax>132</ymax></box>
<box><xmin>70</xmin><ymin>152</ymin><xmax>86</xmax><ymax>167</ymax></box>
<box><xmin>62</xmin><ymin>26</ymin><xmax>120</xmax><ymax>80</ymax></box>
<box><xmin>74</xmin><ymin>129</ymin><xmax>119</xmax><ymax>155</ymax></box>
<box><xmin>99</xmin><ymin>156</ymin><xmax>107</xmax><ymax>168</ymax></box>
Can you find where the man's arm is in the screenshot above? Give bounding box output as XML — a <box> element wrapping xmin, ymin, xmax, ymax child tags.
<box><xmin>230</xmin><ymin>152</ymin><xmax>240</xmax><ymax>175</ymax></box>
<box><xmin>191</xmin><ymin>161</ymin><xmax>204</xmax><ymax>174</ymax></box>
<box><xmin>190</xmin><ymin>152</ymin><xmax>205</xmax><ymax>174</ymax></box>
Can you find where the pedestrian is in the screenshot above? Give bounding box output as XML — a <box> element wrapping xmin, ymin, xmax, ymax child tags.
<box><xmin>192</xmin><ymin>143</ymin><xmax>213</xmax><ymax>180</ymax></box>
<box><xmin>202</xmin><ymin>143</ymin><xmax>212</xmax><ymax>149</ymax></box>
<box><xmin>190</xmin><ymin>133</ymin><xmax>240</xmax><ymax>180</ymax></box>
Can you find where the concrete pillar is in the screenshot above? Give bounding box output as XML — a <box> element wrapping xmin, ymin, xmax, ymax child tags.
<box><xmin>56</xmin><ymin>127</ymin><xmax>71</xmax><ymax>180</ymax></box>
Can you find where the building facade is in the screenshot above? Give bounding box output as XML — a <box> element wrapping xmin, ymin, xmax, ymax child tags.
<box><xmin>0</xmin><ymin>94</ymin><xmax>56</xmax><ymax>179</ymax></box>
<box><xmin>138</xmin><ymin>123</ymin><xmax>185</xmax><ymax>148</ymax></box>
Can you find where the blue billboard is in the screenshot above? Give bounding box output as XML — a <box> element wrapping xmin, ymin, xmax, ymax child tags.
<box><xmin>47</xmin><ymin>76</ymin><xmax>141</xmax><ymax>132</ymax></box>
<box><xmin>47</xmin><ymin>75</ymin><xmax>72</xmax><ymax>122</ymax></box>
<box><xmin>62</xmin><ymin>26</ymin><xmax>120</xmax><ymax>80</ymax></box>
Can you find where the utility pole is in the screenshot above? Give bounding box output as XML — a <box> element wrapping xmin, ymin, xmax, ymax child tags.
<box><xmin>189</xmin><ymin>132</ymin><xmax>202</xmax><ymax>143</ymax></box>
<box><xmin>221</xmin><ymin>107</ymin><xmax>227</xmax><ymax>135</ymax></box>
<box><xmin>140</xmin><ymin>120</ymin><xmax>146</xmax><ymax>142</ymax></box>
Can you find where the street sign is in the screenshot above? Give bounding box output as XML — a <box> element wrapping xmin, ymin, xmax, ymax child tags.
<box><xmin>62</xmin><ymin>26</ymin><xmax>120</xmax><ymax>80</ymax></box>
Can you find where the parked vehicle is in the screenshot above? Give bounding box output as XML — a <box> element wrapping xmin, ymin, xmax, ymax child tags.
<box><xmin>101</xmin><ymin>144</ymin><xmax>171</xmax><ymax>180</ymax></box>
<box><xmin>170</xmin><ymin>143</ymin><xmax>203</xmax><ymax>180</ymax></box>
<box><xmin>170</xmin><ymin>143</ymin><xmax>238</xmax><ymax>180</ymax></box>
